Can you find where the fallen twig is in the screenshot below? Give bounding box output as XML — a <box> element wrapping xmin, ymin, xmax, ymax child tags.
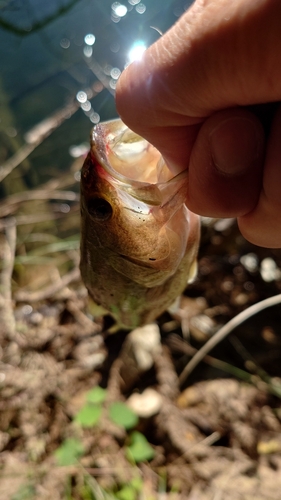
<box><xmin>179</xmin><ymin>294</ymin><xmax>281</xmax><ymax>385</ymax></box>
<box><xmin>14</xmin><ymin>266</ymin><xmax>81</xmax><ymax>303</ymax></box>
<box><xmin>0</xmin><ymin>206</ymin><xmax>79</xmax><ymax>230</ymax></box>
<box><xmin>0</xmin><ymin>101</ymin><xmax>79</xmax><ymax>183</ymax></box>
<box><xmin>0</xmin><ymin>189</ymin><xmax>79</xmax><ymax>218</ymax></box>
<box><xmin>0</xmin><ymin>219</ymin><xmax>17</xmax><ymax>340</ymax></box>
<box><xmin>168</xmin><ymin>334</ymin><xmax>252</xmax><ymax>383</ymax></box>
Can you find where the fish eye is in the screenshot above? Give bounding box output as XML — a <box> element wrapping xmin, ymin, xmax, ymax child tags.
<box><xmin>87</xmin><ymin>197</ymin><xmax>113</xmax><ymax>221</ymax></box>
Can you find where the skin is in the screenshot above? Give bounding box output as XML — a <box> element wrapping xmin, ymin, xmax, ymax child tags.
<box><xmin>116</xmin><ymin>0</ymin><xmax>281</xmax><ymax>248</ymax></box>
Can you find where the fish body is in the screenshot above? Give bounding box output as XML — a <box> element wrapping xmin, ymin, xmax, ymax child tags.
<box><xmin>80</xmin><ymin>119</ymin><xmax>200</xmax><ymax>329</ymax></box>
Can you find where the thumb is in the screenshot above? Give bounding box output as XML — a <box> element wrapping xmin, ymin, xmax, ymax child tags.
<box><xmin>186</xmin><ymin>108</ymin><xmax>265</xmax><ymax>217</ymax></box>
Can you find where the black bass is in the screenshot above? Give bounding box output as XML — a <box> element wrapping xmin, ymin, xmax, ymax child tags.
<box><xmin>80</xmin><ymin>119</ymin><xmax>200</xmax><ymax>329</ymax></box>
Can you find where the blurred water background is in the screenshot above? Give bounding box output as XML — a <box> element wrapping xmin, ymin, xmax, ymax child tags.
<box><xmin>0</xmin><ymin>0</ymin><xmax>192</xmax><ymax>197</ymax></box>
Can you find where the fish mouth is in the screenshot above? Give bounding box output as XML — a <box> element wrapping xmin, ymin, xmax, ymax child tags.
<box><xmin>119</xmin><ymin>253</ymin><xmax>157</xmax><ymax>269</ymax></box>
<box><xmin>90</xmin><ymin>118</ymin><xmax>189</xmax><ymax>206</ymax></box>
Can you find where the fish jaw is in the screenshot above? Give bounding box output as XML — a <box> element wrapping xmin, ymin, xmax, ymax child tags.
<box><xmin>80</xmin><ymin>119</ymin><xmax>200</xmax><ymax>329</ymax></box>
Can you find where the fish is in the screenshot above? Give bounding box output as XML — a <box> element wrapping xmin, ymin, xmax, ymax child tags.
<box><xmin>80</xmin><ymin>118</ymin><xmax>200</xmax><ymax>329</ymax></box>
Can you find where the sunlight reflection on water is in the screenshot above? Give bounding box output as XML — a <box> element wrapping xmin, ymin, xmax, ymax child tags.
<box><xmin>84</xmin><ymin>33</ymin><xmax>95</xmax><ymax>46</ymax></box>
<box><xmin>76</xmin><ymin>91</ymin><xmax>88</xmax><ymax>104</ymax></box>
<box><xmin>136</xmin><ymin>3</ymin><xmax>146</xmax><ymax>14</ymax></box>
<box><xmin>0</xmin><ymin>0</ymin><xmax>193</xmax><ymax>193</ymax></box>
<box><xmin>128</xmin><ymin>42</ymin><xmax>146</xmax><ymax>62</ymax></box>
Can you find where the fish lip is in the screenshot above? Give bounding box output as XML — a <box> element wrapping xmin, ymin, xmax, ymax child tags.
<box><xmin>91</xmin><ymin>119</ymin><xmax>188</xmax><ymax>189</ymax></box>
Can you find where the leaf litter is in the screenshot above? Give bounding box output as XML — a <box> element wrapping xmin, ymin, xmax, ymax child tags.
<box><xmin>1</xmin><ymin>173</ymin><xmax>281</xmax><ymax>499</ymax></box>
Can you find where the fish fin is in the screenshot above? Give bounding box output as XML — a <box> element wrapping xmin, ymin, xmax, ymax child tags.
<box><xmin>187</xmin><ymin>259</ymin><xmax>198</xmax><ymax>284</ymax></box>
<box><xmin>167</xmin><ymin>295</ymin><xmax>181</xmax><ymax>315</ymax></box>
<box><xmin>87</xmin><ymin>297</ymin><xmax>109</xmax><ymax>317</ymax></box>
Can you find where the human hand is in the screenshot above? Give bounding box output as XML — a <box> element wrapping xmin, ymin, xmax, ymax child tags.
<box><xmin>116</xmin><ymin>0</ymin><xmax>281</xmax><ymax>248</ymax></box>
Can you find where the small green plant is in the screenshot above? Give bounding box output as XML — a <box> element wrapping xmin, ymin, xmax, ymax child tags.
<box><xmin>74</xmin><ymin>386</ymin><xmax>107</xmax><ymax>427</ymax></box>
<box><xmin>54</xmin><ymin>386</ymin><xmax>155</xmax><ymax>469</ymax></box>
<box><xmin>12</xmin><ymin>484</ymin><xmax>36</xmax><ymax>500</ymax></box>
<box><xmin>115</xmin><ymin>476</ymin><xmax>143</xmax><ymax>500</ymax></box>
<box><xmin>126</xmin><ymin>432</ymin><xmax>155</xmax><ymax>463</ymax></box>
<box><xmin>109</xmin><ymin>401</ymin><xmax>138</xmax><ymax>430</ymax></box>
<box><xmin>55</xmin><ymin>437</ymin><xmax>85</xmax><ymax>466</ymax></box>
<box><xmin>86</xmin><ymin>386</ymin><xmax>107</xmax><ymax>404</ymax></box>
<box><xmin>79</xmin><ymin>472</ymin><xmax>145</xmax><ymax>500</ymax></box>
<box><xmin>74</xmin><ymin>404</ymin><xmax>102</xmax><ymax>428</ymax></box>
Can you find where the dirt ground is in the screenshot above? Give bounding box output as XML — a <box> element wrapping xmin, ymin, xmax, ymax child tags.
<box><xmin>1</xmin><ymin>204</ymin><xmax>281</xmax><ymax>499</ymax></box>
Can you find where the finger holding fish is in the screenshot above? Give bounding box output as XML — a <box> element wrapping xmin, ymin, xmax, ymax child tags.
<box><xmin>116</xmin><ymin>0</ymin><xmax>281</xmax><ymax>246</ymax></box>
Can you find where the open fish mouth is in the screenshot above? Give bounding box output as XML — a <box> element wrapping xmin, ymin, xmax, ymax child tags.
<box><xmin>90</xmin><ymin>119</ymin><xmax>188</xmax><ymax>207</ymax></box>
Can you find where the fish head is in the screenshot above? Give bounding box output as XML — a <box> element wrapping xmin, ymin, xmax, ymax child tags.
<box><xmin>81</xmin><ymin>119</ymin><xmax>194</xmax><ymax>286</ymax></box>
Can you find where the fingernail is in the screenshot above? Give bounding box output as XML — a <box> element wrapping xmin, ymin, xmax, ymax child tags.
<box><xmin>210</xmin><ymin>117</ymin><xmax>261</xmax><ymax>175</ymax></box>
